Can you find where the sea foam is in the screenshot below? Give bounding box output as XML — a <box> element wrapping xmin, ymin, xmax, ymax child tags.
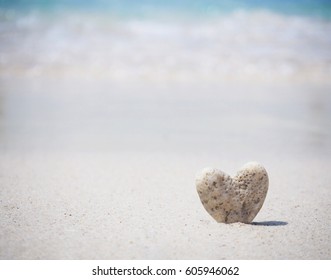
<box><xmin>0</xmin><ymin>9</ymin><xmax>331</xmax><ymax>83</ymax></box>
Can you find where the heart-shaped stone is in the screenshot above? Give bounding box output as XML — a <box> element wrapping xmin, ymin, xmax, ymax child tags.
<box><xmin>196</xmin><ymin>162</ymin><xmax>268</xmax><ymax>223</ymax></box>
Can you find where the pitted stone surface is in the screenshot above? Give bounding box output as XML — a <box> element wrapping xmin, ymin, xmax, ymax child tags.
<box><xmin>196</xmin><ymin>162</ymin><xmax>269</xmax><ymax>223</ymax></box>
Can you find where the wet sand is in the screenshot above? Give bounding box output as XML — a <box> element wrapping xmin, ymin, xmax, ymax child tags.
<box><xmin>0</xmin><ymin>78</ymin><xmax>330</xmax><ymax>259</ymax></box>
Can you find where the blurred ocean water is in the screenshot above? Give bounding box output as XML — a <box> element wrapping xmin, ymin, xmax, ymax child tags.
<box><xmin>1</xmin><ymin>0</ymin><xmax>331</xmax><ymax>83</ymax></box>
<box><xmin>2</xmin><ymin>0</ymin><xmax>331</xmax><ymax>18</ymax></box>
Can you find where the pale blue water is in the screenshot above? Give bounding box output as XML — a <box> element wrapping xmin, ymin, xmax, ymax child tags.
<box><xmin>1</xmin><ymin>0</ymin><xmax>331</xmax><ymax>18</ymax></box>
<box><xmin>1</xmin><ymin>0</ymin><xmax>331</xmax><ymax>83</ymax></box>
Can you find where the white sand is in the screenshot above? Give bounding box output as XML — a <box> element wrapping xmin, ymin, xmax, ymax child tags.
<box><xmin>0</xmin><ymin>79</ymin><xmax>330</xmax><ymax>259</ymax></box>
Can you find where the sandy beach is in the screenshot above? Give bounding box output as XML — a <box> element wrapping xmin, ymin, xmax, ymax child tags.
<box><xmin>1</xmin><ymin>78</ymin><xmax>330</xmax><ymax>259</ymax></box>
<box><xmin>1</xmin><ymin>0</ymin><xmax>331</xmax><ymax>260</ymax></box>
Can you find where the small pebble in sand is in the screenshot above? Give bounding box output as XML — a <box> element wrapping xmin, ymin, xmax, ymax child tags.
<box><xmin>196</xmin><ymin>162</ymin><xmax>268</xmax><ymax>223</ymax></box>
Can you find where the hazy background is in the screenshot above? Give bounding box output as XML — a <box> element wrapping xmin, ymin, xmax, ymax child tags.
<box><xmin>0</xmin><ymin>0</ymin><xmax>330</xmax><ymax>156</ymax></box>
<box><xmin>1</xmin><ymin>0</ymin><xmax>331</xmax><ymax>83</ymax></box>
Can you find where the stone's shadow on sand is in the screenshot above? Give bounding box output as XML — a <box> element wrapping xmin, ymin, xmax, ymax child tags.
<box><xmin>251</xmin><ymin>221</ymin><xmax>288</xmax><ymax>226</ymax></box>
